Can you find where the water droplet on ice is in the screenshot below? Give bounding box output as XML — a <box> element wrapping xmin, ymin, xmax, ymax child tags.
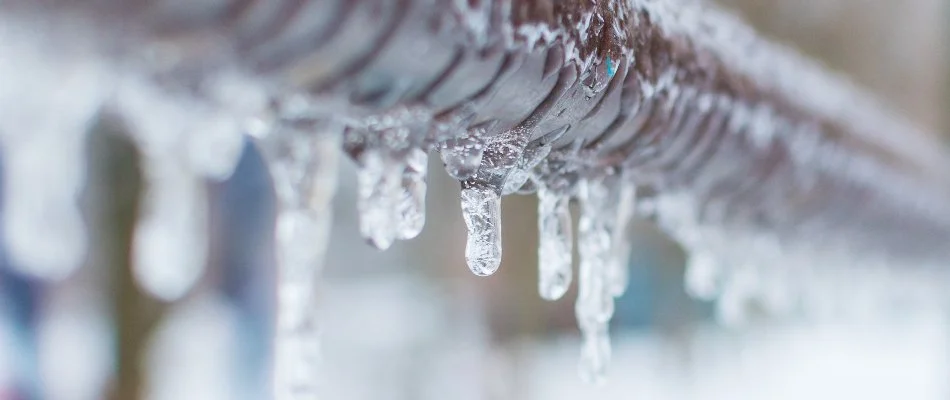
<box><xmin>537</xmin><ymin>187</ymin><xmax>573</xmax><ymax>301</ymax></box>
<box><xmin>461</xmin><ymin>186</ymin><xmax>502</xmax><ymax>276</ymax></box>
<box><xmin>439</xmin><ymin>135</ymin><xmax>484</xmax><ymax>181</ymax></box>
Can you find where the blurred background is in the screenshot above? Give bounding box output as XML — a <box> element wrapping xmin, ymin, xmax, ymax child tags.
<box><xmin>1</xmin><ymin>0</ymin><xmax>949</xmax><ymax>399</ymax></box>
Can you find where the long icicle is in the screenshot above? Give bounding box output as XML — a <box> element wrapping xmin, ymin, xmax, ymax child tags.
<box><xmin>261</xmin><ymin>120</ymin><xmax>342</xmax><ymax>400</ymax></box>
<box><xmin>576</xmin><ymin>176</ymin><xmax>617</xmax><ymax>384</ymax></box>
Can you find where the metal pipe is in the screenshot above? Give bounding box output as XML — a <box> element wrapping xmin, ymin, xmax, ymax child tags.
<box><xmin>9</xmin><ymin>0</ymin><xmax>950</xmax><ymax>266</ymax></box>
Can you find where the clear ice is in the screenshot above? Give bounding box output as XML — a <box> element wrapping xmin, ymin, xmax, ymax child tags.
<box><xmin>461</xmin><ymin>186</ymin><xmax>503</xmax><ymax>276</ymax></box>
<box><xmin>439</xmin><ymin>133</ymin><xmax>484</xmax><ymax>181</ymax></box>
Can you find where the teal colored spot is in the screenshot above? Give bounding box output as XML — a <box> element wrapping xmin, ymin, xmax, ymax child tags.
<box><xmin>606</xmin><ymin>56</ymin><xmax>617</xmax><ymax>78</ymax></box>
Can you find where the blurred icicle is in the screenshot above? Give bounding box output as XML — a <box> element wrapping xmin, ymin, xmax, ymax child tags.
<box><xmin>132</xmin><ymin>160</ymin><xmax>209</xmax><ymax>301</ymax></box>
<box><xmin>259</xmin><ymin>119</ymin><xmax>342</xmax><ymax>400</ymax></box>
<box><xmin>537</xmin><ymin>186</ymin><xmax>573</xmax><ymax>301</ymax></box>
<box><xmin>575</xmin><ymin>176</ymin><xmax>617</xmax><ymax>385</ymax></box>
<box><xmin>0</xmin><ymin>16</ymin><xmax>107</xmax><ymax>278</ymax></box>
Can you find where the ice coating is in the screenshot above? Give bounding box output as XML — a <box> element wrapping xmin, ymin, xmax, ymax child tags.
<box><xmin>537</xmin><ymin>186</ymin><xmax>573</xmax><ymax>301</ymax></box>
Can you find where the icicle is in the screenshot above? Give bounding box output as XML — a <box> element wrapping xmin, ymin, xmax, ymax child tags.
<box><xmin>607</xmin><ymin>181</ymin><xmax>636</xmax><ymax>297</ymax></box>
<box><xmin>132</xmin><ymin>161</ymin><xmax>209</xmax><ymax>301</ymax></box>
<box><xmin>537</xmin><ymin>186</ymin><xmax>573</xmax><ymax>301</ymax></box>
<box><xmin>356</xmin><ymin>148</ymin><xmax>402</xmax><ymax>250</ymax></box>
<box><xmin>461</xmin><ymin>186</ymin><xmax>503</xmax><ymax>276</ymax></box>
<box><xmin>0</xmin><ymin>22</ymin><xmax>106</xmax><ymax>278</ymax></box>
<box><xmin>684</xmin><ymin>249</ymin><xmax>721</xmax><ymax>301</ymax></box>
<box><xmin>439</xmin><ymin>134</ymin><xmax>484</xmax><ymax>181</ymax></box>
<box><xmin>395</xmin><ymin>148</ymin><xmax>428</xmax><ymax>240</ymax></box>
<box><xmin>578</xmin><ymin>324</ymin><xmax>611</xmax><ymax>385</ymax></box>
<box><xmin>3</xmin><ymin>133</ymin><xmax>89</xmax><ymax>279</ymax></box>
<box><xmin>575</xmin><ymin>177</ymin><xmax>616</xmax><ymax>384</ymax></box>
<box><xmin>260</xmin><ymin>121</ymin><xmax>342</xmax><ymax>400</ymax></box>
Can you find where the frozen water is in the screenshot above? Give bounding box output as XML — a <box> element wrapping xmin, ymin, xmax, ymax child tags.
<box><xmin>461</xmin><ymin>186</ymin><xmax>503</xmax><ymax>276</ymax></box>
<box><xmin>356</xmin><ymin>148</ymin><xmax>402</xmax><ymax>250</ymax></box>
<box><xmin>259</xmin><ymin>121</ymin><xmax>342</xmax><ymax>400</ymax></box>
<box><xmin>575</xmin><ymin>176</ymin><xmax>618</xmax><ymax>382</ymax></box>
<box><xmin>439</xmin><ymin>134</ymin><xmax>484</xmax><ymax>181</ymax></box>
<box><xmin>0</xmin><ymin>15</ymin><xmax>107</xmax><ymax>278</ymax></box>
<box><xmin>132</xmin><ymin>160</ymin><xmax>209</xmax><ymax>301</ymax></box>
<box><xmin>395</xmin><ymin>148</ymin><xmax>428</xmax><ymax>240</ymax></box>
<box><xmin>684</xmin><ymin>249</ymin><xmax>722</xmax><ymax>301</ymax></box>
<box><xmin>537</xmin><ymin>187</ymin><xmax>573</xmax><ymax>301</ymax></box>
<box><xmin>607</xmin><ymin>181</ymin><xmax>636</xmax><ymax>298</ymax></box>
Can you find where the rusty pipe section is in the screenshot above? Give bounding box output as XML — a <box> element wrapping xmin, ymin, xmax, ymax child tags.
<box><xmin>11</xmin><ymin>0</ymin><xmax>950</xmax><ymax>268</ymax></box>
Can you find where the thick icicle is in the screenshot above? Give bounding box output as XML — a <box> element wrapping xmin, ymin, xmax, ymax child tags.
<box><xmin>395</xmin><ymin>148</ymin><xmax>428</xmax><ymax>240</ymax></box>
<box><xmin>0</xmin><ymin>19</ymin><xmax>105</xmax><ymax>278</ymax></box>
<box><xmin>461</xmin><ymin>186</ymin><xmax>503</xmax><ymax>276</ymax></box>
<box><xmin>132</xmin><ymin>161</ymin><xmax>209</xmax><ymax>301</ymax></box>
<box><xmin>260</xmin><ymin>121</ymin><xmax>342</xmax><ymax>400</ymax></box>
<box><xmin>575</xmin><ymin>176</ymin><xmax>616</xmax><ymax>384</ymax></box>
<box><xmin>537</xmin><ymin>186</ymin><xmax>573</xmax><ymax>301</ymax></box>
<box><xmin>356</xmin><ymin>148</ymin><xmax>402</xmax><ymax>250</ymax></box>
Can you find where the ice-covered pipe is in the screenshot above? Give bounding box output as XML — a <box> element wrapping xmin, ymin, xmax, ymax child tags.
<box><xmin>4</xmin><ymin>0</ymin><xmax>950</xmax><ymax>392</ymax></box>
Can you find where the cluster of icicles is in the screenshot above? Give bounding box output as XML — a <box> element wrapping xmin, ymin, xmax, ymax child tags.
<box><xmin>340</xmin><ymin>104</ymin><xmax>643</xmax><ymax>383</ymax></box>
<box><xmin>4</xmin><ymin>3</ymin><xmax>948</xmax><ymax>399</ymax></box>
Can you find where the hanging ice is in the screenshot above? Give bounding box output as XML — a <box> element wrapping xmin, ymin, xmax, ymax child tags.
<box><xmin>0</xmin><ymin>18</ymin><xmax>106</xmax><ymax>278</ymax></box>
<box><xmin>461</xmin><ymin>186</ymin><xmax>503</xmax><ymax>276</ymax></box>
<box><xmin>132</xmin><ymin>161</ymin><xmax>209</xmax><ymax>301</ymax></box>
<box><xmin>355</xmin><ymin>145</ymin><xmax>429</xmax><ymax>247</ymax></box>
<box><xmin>395</xmin><ymin>148</ymin><xmax>428</xmax><ymax>240</ymax></box>
<box><xmin>607</xmin><ymin>181</ymin><xmax>636</xmax><ymax>297</ymax></box>
<box><xmin>575</xmin><ymin>176</ymin><xmax>617</xmax><ymax>384</ymax></box>
<box><xmin>537</xmin><ymin>187</ymin><xmax>573</xmax><ymax>301</ymax></box>
<box><xmin>578</xmin><ymin>324</ymin><xmax>611</xmax><ymax>385</ymax></box>
<box><xmin>258</xmin><ymin>121</ymin><xmax>342</xmax><ymax>400</ymax></box>
<box><xmin>356</xmin><ymin>148</ymin><xmax>402</xmax><ymax>250</ymax></box>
